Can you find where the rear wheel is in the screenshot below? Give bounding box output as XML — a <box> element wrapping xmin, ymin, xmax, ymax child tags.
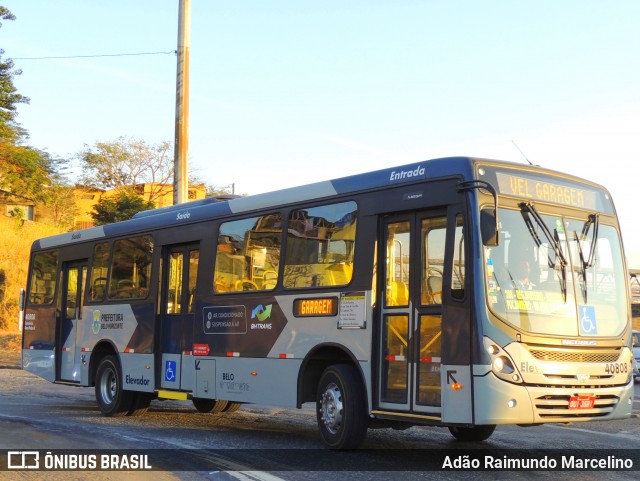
<box><xmin>316</xmin><ymin>364</ymin><xmax>368</xmax><ymax>449</ymax></box>
<box><xmin>448</xmin><ymin>425</ymin><xmax>496</xmax><ymax>442</ymax></box>
<box><xmin>128</xmin><ymin>392</ymin><xmax>153</xmax><ymax>416</ymax></box>
<box><xmin>192</xmin><ymin>398</ymin><xmax>229</xmax><ymax>413</ymax></box>
<box><xmin>94</xmin><ymin>355</ymin><xmax>134</xmax><ymax>417</ymax></box>
<box><xmin>222</xmin><ymin>402</ymin><xmax>242</xmax><ymax>413</ymax></box>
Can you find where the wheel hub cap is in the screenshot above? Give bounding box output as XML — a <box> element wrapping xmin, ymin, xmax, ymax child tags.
<box><xmin>320</xmin><ymin>382</ymin><xmax>343</xmax><ymax>434</ymax></box>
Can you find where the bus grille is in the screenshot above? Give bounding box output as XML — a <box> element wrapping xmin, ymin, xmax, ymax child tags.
<box><xmin>529</xmin><ymin>348</ymin><xmax>621</xmax><ymax>364</ymax></box>
<box><xmin>534</xmin><ymin>394</ymin><xmax>619</xmax><ymax>419</ymax></box>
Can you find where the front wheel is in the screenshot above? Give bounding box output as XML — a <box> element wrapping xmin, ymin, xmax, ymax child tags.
<box><xmin>316</xmin><ymin>364</ymin><xmax>368</xmax><ymax>449</ymax></box>
<box><xmin>448</xmin><ymin>425</ymin><xmax>496</xmax><ymax>442</ymax></box>
<box><xmin>94</xmin><ymin>355</ymin><xmax>134</xmax><ymax>417</ymax></box>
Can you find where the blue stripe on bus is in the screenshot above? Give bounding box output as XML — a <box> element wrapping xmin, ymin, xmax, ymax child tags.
<box><xmin>33</xmin><ymin>157</ymin><xmax>478</xmax><ymax>249</ymax></box>
<box><xmin>36</xmin><ymin>226</ymin><xmax>107</xmax><ymax>249</ymax></box>
<box><xmin>330</xmin><ymin>157</ymin><xmax>474</xmax><ymax>194</ymax></box>
<box><xmin>227</xmin><ymin>181</ymin><xmax>338</xmax><ymax>214</ymax></box>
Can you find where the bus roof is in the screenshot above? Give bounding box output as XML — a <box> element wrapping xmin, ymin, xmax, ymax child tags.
<box><xmin>33</xmin><ymin>156</ymin><xmax>607</xmax><ymax>250</ymax></box>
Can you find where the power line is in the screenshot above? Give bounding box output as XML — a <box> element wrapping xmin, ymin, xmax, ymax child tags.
<box><xmin>13</xmin><ymin>50</ymin><xmax>177</xmax><ymax>60</ymax></box>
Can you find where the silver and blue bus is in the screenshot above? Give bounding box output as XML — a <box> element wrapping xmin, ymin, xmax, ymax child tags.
<box><xmin>22</xmin><ymin>157</ymin><xmax>634</xmax><ymax>448</ymax></box>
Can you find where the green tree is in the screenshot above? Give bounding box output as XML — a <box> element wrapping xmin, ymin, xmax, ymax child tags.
<box><xmin>90</xmin><ymin>190</ymin><xmax>154</xmax><ymax>225</ymax></box>
<box><xmin>79</xmin><ymin>137</ymin><xmax>173</xmax><ymax>204</ymax></box>
<box><xmin>46</xmin><ymin>183</ymin><xmax>77</xmax><ymax>229</ymax></box>
<box><xmin>0</xmin><ymin>6</ymin><xmax>28</xmax><ymax>142</ymax></box>
<box><xmin>0</xmin><ymin>142</ymin><xmax>53</xmax><ymax>199</ymax></box>
<box><xmin>205</xmin><ymin>184</ymin><xmax>235</xmax><ymax>197</ymax></box>
<box><xmin>0</xmin><ymin>5</ymin><xmax>72</xmax><ymax>212</ymax></box>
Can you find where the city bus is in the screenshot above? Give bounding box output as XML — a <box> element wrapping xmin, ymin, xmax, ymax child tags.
<box><xmin>21</xmin><ymin>156</ymin><xmax>634</xmax><ymax>449</ymax></box>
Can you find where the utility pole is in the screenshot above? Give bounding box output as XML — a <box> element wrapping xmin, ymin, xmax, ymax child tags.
<box><xmin>173</xmin><ymin>0</ymin><xmax>191</xmax><ymax>205</ymax></box>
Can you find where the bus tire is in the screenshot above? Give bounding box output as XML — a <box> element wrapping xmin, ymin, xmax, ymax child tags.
<box><xmin>316</xmin><ymin>364</ymin><xmax>368</xmax><ymax>449</ymax></box>
<box><xmin>222</xmin><ymin>402</ymin><xmax>242</xmax><ymax>413</ymax></box>
<box><xmin>95</xmin><ymin>355</ymin><xmax>134</xmax><ymax>417</ymax></box>
<box><xmin>192</xmin><ymin>398</ymin><xmax>228</xmax><ymax>413</ymax></box>
<box><xmin>127</xmin><ymin>392</ymin><xmax>153</xmax><ymax>417</ymax></box>
<box><xmin>448</xmin><ymin>425</ymin><xmax>496</xmax><ymax>442</ymax></box>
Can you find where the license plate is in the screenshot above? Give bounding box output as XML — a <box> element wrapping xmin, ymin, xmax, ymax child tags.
<box><xmin>568</xmin><ymin>395</ymin><xmax>596</xmax><ymax>410</ymax></box>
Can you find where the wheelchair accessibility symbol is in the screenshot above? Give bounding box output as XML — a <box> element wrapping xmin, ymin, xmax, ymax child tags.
<box><xmin>165</xmin><ymin>360</ymin><xmax>177</xmax><ymax>382</ymax></box>
<box><xmin>579</xmin><ymin>305</ymin><xmax>597</xmax><ymax>335</ymax></box>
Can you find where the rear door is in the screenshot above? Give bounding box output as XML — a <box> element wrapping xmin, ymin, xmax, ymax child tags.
<box><xmin>160</xmin><ymin>244</ymin><xmax>199</xmax><ymax>390</ymax></box>
<box><xmin>59</xmin><ymin>261</ymin><xmax>88</xmax><ymax>382</ymax></box>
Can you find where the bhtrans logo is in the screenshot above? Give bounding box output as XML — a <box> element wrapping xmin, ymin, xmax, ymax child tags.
<box><xmin>389</xmin><ymin>165</ymin><xmax>426</xmax><ymax>182</ymax></box>
<box><xmin>250</xmin><ymin>304</ymin><xmax>273</xmax><ymax>330</ymax></box>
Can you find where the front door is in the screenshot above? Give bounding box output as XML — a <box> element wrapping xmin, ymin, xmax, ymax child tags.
<box><xmin>378</xmin><ymin>211</ymin><xmax>456</xmax><ymax>414</ymax></box>
<box><xmin>59</xmin><ymin>261</ymin><xmax>87</xmax><ymax>382</ymax></box>
<box><xmin>160</xmin><ymin>244</ymin><xmax>199</xmax><ymax>390</ymax></box>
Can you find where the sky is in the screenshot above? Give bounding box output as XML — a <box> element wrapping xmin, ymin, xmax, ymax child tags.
<box><xmin>3</xmin><ymin>1</ymin><xmax>640</xmax><ymax>266</ymax></box>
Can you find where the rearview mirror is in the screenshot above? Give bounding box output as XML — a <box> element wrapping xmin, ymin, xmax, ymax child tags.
<box><xmin>481</xmin><ymin>208</ymin><xmax>499</xmax><ymax>246</ymax></box>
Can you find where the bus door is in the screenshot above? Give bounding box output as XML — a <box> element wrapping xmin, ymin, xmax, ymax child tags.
<box><xmin>160</xmin><ymin>244</ymin><xmax>199</xmax><ymax>390</ymax></box>
<box><xmin>378</xmin><ymin>212</ymin><xmax>450</xmax><ymax>415</ymax></box>
<box><xmin>59</xmin><ymin>261</ymin><xmax>87</xmax><ymax>382</ymax></box>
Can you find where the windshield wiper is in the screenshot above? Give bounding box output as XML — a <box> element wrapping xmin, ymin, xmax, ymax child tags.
<box><xmin>582</xmin><ymin>213</ymin><xmax>599</xmax><ymax>268</ymax></box>
<box><xmin>575</xmin><ymin>213</ymin><xmax>600</xmax><ymax>302</ymax></box>
<box><xmin>519</xmin><ymin>202</ymin><xmax>568</xmax><ymax>301</ymax></box>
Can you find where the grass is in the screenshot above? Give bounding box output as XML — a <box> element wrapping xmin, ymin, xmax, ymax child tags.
<box><xmin>0</xmin><ymin>216</ymin><xmax>65</xmax><ymax>330</ymax></box>
<box><xmin>0</xmin><ymin>330</ymin><xmax>21</xmax><ymax>351</ymax></box>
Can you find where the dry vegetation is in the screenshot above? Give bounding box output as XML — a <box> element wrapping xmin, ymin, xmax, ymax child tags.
<box><xmin>0</xmin><ymin>330</ymin><xmax>21</xmax><ymax>350</ymax></box>
<box><xmin>0</xmin><ymin>216</ymin><xmax>64</xmax><ymax>330</ymax></box>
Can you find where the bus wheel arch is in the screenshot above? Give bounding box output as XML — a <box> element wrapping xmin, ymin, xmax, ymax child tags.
<box><xmin>297</xmin><ymin>344</ymin><xmax>367</xmax><ymax>409</ymax></box>
<box><xmin>297</xmin><ymin>344</ymin><xmax>369</xmax><ymax>449</ymax></box>
<box><xmin>88</xmin><ymin>340</ymin><xmax>119</xmax><ymax>387</ymax></box>
<box><xmin>93</xmin><ymin>352</ymin><xmax>134</xmax><ymax>417</ymax></box>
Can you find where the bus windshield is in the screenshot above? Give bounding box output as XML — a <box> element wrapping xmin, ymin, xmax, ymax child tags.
<box><xmin>485</xmin><ymin>206</ymin><xmax>627</xmax><ymax>337</ymax></box>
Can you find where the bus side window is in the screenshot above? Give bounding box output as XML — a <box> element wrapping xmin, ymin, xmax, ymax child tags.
<box><xmin>28</xmin><ymin>251</ymin><xmax>59</xmax><ymax>305</ymax></box>
<box><xmin>284</xmin><ymin>201</ymin><xmax>357</xmax><ymax>289</ymax></box>
<box><xmin>214</xmin><ymin>213</ymin><xmax>283</xmax><ymax>293</ymax></box>
<box><xmin>89</xmin><ymin>242</ymin><xmax>109</xmax><ymax>302</ymax></box>
<box><xmin>108</xmin><ymin>236</ymin><xmax>153</xmax><ymax>299</ymax></box>
<box><xmin>450</xmin><ymin>214</ymin><xmax>465</xmax><ymax>300</ymax></box>
<box><xmin>421</xmin><ymin>217</ymin><xmax>446</xmax><ymax>305</ymax></box>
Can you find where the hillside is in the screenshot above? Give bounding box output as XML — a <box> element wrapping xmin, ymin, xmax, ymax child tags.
<box><xmin>0</xmin><ymin>330</ymin><xmax>21</xmax><ymax>368</ymax></box>
<box><xmin>0</xmin><ymin>216</ymin><xmax>64</xmax><ymax>330</ymax></box>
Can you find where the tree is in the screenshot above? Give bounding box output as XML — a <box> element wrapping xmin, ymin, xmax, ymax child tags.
<box><xmin>0</xmin><ymin>142</ymin><xmax>54</xmax><ymax>199</ymax></box>
<box><xmin>205</xmin><ymin>184</ymin><xmax>235</xmax><ymax>197</ymax></box>
<box><xmin>0</xmin><ymin>6</ymin><xmax>29</xmax><ymax>142</ymax></box>
<box><xmin>46</xmin><ymin>184</ymin><xmax>77</xmax><ymax>229</ymax></box>
<box><xmin>0</xmin><ymin>5</ymin><xmax>72</xmax><ymax>211</ymax></box>
<box><xmin>78</xmin><ymin>137</ymin><xmax>174</xmax><ymax>204</ymax></box>
<box><xmin>90</xmin><ymin>190</ymin><xmax>155</xmax><ymax>225</ymax></box>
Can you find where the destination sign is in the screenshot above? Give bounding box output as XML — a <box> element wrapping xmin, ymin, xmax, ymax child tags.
<box><xmin>496</xmin><ymin>172</ymin><xmax>598</xmax><ymax>209</ymax></box>
<box><xmin>293</xmin><ymin>297</ymin><xmax>338</xmax><ymax>317</ymax></box>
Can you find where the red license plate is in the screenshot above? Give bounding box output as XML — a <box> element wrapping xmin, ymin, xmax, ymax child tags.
<box><xmin>568</xmin><ymin>395</ymin><xmax>596</xmax><ymax>410</ymax></box>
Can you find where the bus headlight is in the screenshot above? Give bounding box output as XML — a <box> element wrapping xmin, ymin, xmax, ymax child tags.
<box><xmin>484</xmin><ymin>337</ymin><xmax>522</xmax><ymax>384</ymax></box>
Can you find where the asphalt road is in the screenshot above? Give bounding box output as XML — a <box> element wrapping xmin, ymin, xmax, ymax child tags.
<box><xmin>0</xmin><ymin>350</ymin><xmax>639</xmax><ymax>481</ymax></box>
